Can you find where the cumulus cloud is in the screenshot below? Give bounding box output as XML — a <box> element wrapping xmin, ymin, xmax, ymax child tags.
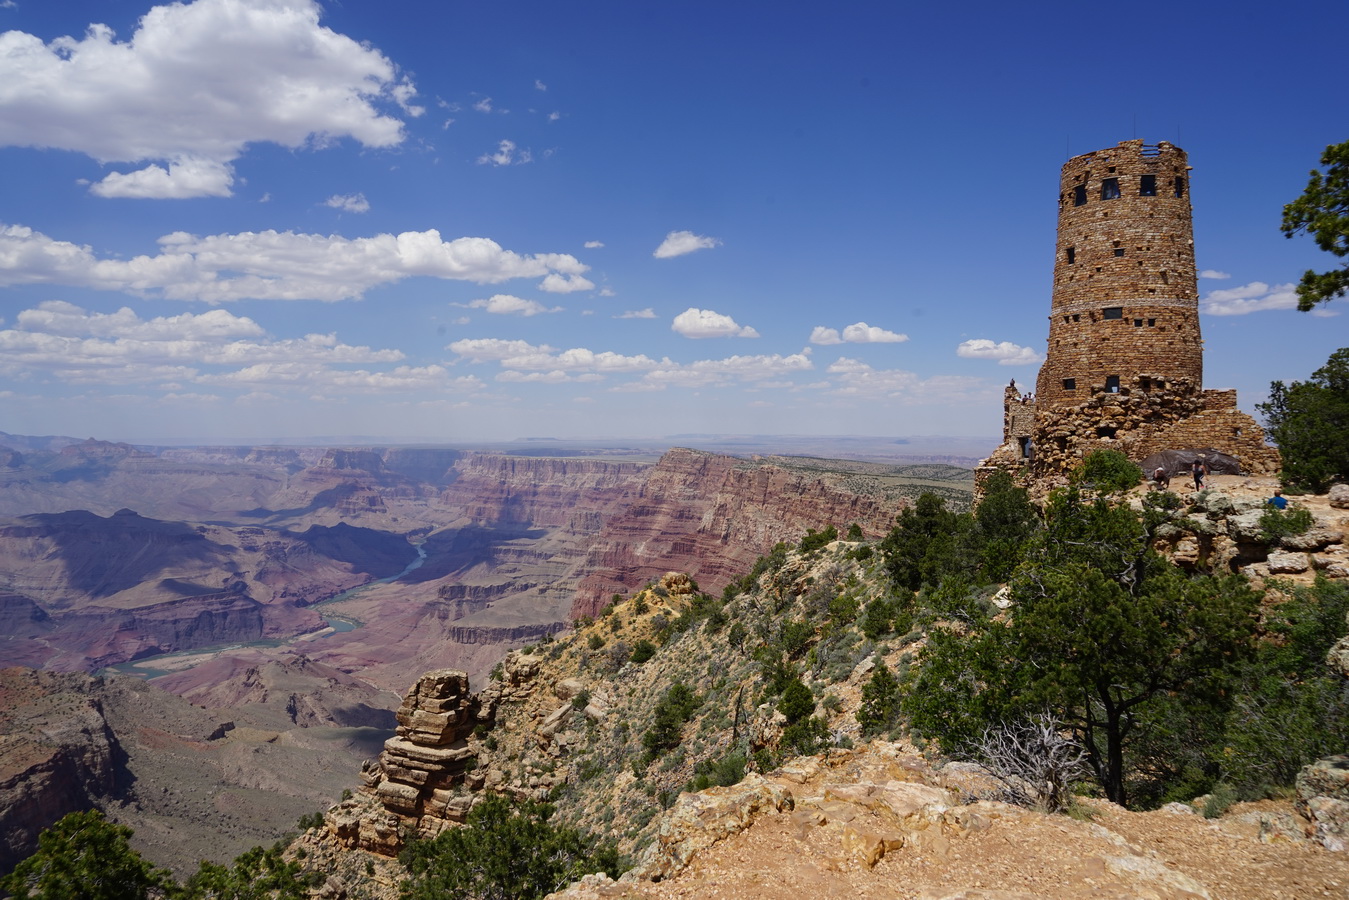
<box><xmin>477</xmin><ymin>139</ymin><xmax>531</xmax><ymax>166</ymax></box>
<box><xmin>459</xmin><ymin>294</ymin><xmax>561</xmax><ymax>316</ymax></box>
<box><xmin>653</xmin><ymin>230</ymin><xmax>721</xmax><ymax>259</ymax></box>
<box><xmin>537</xmin><ymin>272</ymin><xmax>595</xmax><ymax>293</ymax></box>
<box><xmin>671</xmin><ymin>307</ymin><xmax>759</xmax><ymax>339</ymax></box>
<box><xmin>448</xmin><ymin>337</ymin><xmax>663</xmax><ymax>374</ymax></box>
<box><xmin>0</xmin><ymin>222</ymin><xmax>591</xmax><ymax>302</ymax></box>
<box><xmin>584</xmin><ymin>241</ymin><xmax>604</xmax><ymax>249</ymax></box>
<box><xmin>617</xmin><ymin>308</ymin><xmax>656</xmax><ymax>319</ymax></box>
<box><xmin>1201</xmin><ymin>281</ymin><xmax>1308</xmax><ymax>316</ymax></box>
<box><xmin>1200</xmin><ymin>269</ymin><xmax>1231</xmax><ymax>280</ymax></box>
<box><xmin>534</xmin><ymin>80</ymin><xmax>547</xmax><ymax>91</ymax></box>
<box><xmin>0</xmin><ymin>300</ymin><xmax>459</xmax><ymax>396</ymax></box>
<box><xmin>956</xmin><ymin>338</ymin><xmax>1042</xmax><ymax>366</ymax></box>
<box><xmin>0</xmin><ymin>0</ymin><xmax>418</xmax><ymax>199</ymax></box>
<box><xmin>811</xmin><ymin>322</ymin><xmax>908</xmax><ymax>345</ymax></box>
<box><xmin>324</xmin><ymin>193</ymin><xmax>370</xmax><ymax>213</ymax></box>
<box><xmin>825</xmin><ymin>357</ymin><xmax>991</xmax><ymax>403</ymax></box>
<box><xmin>473</xmin><ymin>97</ymin><xmax>493</xmax><ymax>113</ymax></box>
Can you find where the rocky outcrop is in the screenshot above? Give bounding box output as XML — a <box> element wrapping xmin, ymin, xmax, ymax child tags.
<box><xmin>0</xmin><ymin>669</ymin><xmax>120</xmax><ymax>873</ymax></box>
<box><xmin>1297</xmin><ymin>756</ymin><xmax>1349</xmax><ymax>851</ymax></box>
<box><xmin>332</xmin><ymin>669</ymin><xmax>498</xmax><ymax>856</ymax></box>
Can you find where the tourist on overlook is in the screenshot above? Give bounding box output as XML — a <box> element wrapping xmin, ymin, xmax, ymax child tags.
<box><xmin>1267</xmin><ymin>489</ymin><xmax>1288</xmax><ymax>510</ymax></box>
<box><xmin>1191</xmin><ymin>456</ymin><xmax>1208</xmax><ymax>490</ymax></box>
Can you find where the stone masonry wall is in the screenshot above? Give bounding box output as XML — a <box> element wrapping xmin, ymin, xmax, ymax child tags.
<box><xmin>1036</xmin><ymin>140</ymin><xmax>1202</xmax><ymax>408</ymax></box>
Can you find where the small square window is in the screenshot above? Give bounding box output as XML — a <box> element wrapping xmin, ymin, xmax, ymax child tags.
<box><xmin>1102</xmin><ymin>307</ymin><xmax>1123</xmax><ymax>320</ymax></box>
<box><xmin>1072</xmin><ymin>314</ymin><xmax>1081</xmax><ymax>322</ymax></box>
<box><xmin>1140</xmin><ymin>174</ymin><xmax>1157</xmax><ymax>196</ymax></box>
<box><xmin>1101</xmin><ymin>178</ymin><xmax>1121</xmax><ymax>200</ymax></box>
<box><xmin>1134</xmin><ymin>319</ymin><xmax>1143</xmax><ymax>327</ymax></box>
<box><xmin>1114</xmin><ymin>248</ymin><xmax>1125</xmax><ymax>257</ymax></box>
<box><xmin>1062</xmin><ymin>378</ymin><xmax>1076</xmax><ymax>391</ymax></box>
<box><xmin>1148</xmin><ymin>318</ymin><xmax>1156</xmax><ymax>326</ymax></box>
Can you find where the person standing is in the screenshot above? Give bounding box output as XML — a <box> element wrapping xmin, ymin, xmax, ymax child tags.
<box><xmin>1191</xmin><ymin>456</ymin><xmax>1208</xmax><ymax>490</ymax></box>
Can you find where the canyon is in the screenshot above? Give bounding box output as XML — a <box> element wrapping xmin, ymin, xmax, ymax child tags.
<box><xmin>0</xmin><ymin>431</ymin><xmax>974</xmax><ymax>872</ymax></box>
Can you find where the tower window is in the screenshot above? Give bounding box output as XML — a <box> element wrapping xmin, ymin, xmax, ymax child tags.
<box><xmin>1105</xmin><ymin>375</ymin><xmax>1120</xmax><ymax>393</ymax></box>
<box><xmin>1101</xmin><ymin>178</ymin><xmax>1121</xmax><ymax>200</ymax></box>
<box><xmin>1102</xmin><ymin>307</ymin><xmax>1123</xmax><ymax>320</ymax></box>
<box><xmin>1114</xmin><ymin>248</ymin><xmax>1125</xmax><ymax>257</ymax></box>
<box><xmin>1062</xmin><ymin>378</ymin><xmax>1076</xmax><ymax>391</ymax></box>
<box><xmin>1072</xmin><ymin>314</ymin><xmax>1081</xmax><ymax>322</ymax></box>
<box><xmin>1174</xmin><ymin>175</ymin><xmax>1186</xmax><ymax>197</ymax></box>
<box><xmin>1073</xmin><ymin>184</ymin><xmax>1087</xmax><ymax>206</ymax></box>
<box><xmin>1140</xmin><ymin>174</ymin><xmax>1157</xmax><ymax>196</ymax></box>
<box><xmin>1134</xmin><ymin>319</ymin><xmax>1143</xmax><ymax>326</ymax></box>
<box><xmin>1096</xmin><ymin>426</ymin><xmax>1117</xmax><ymax>439</ymax></box>
<box><xmin>1139</xmin><ymin>378</ymin><xmax>1152</xmax><ymax>392</ymax></box>
<box><xmin>1066</xmin><ymin>246</ymin><xmax>1076</xmax><ymax>263</ymax></box>
<box><xmin>1148</xmin><ymin>318</ymin><xmax>1156</xmax><ymax>326</ymax></box>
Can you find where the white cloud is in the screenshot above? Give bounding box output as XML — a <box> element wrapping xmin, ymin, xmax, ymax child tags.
<box><xmin>1201</xmin><ymin>281</ymin><xmax>1302</xmax><ymax>316</ymax></box>
<box><xmin>812</xmin><ymin>322</ymin><xmax>908</xmax><ymax>345</ymax></box>
<box><xmin>617</xmin><ymin>308</ymin><xmax>656</xmax><ymax>319</ymax></box>
<box><xmin>548</xmin><ymin>111</ymin><xmax>561</xmax><ymax>122</ymax></box>
<box><xmin>473</xmin><ymin>97</ymin><xmax>493</xmax><ymax>113</ymax></box>
<box><xmin>584</xmin><ymin>241</ymin><xmax>604</xmax><ymax>249</ymax></box>
<box><xmin>0</xmin><ymin>300</ymin><xmax>431</xmax><ymax>393</ymax></box>
<box><xmin>956</xmin><ymin>338</ymin><xmax>1042</xmax><ymax>366</ymax></box>
<box><xmin>653</xmin><ymin>230</ymin><xmax>721</xmax><ymax>259</ymax></box>
<box><xmin>824</xmin><ymin>357</ymin><xmax>991</xmax><ymax>403</ymax></box>
<box><xmin>324</xmin><ymin>193</ymin><xmax>370</xmax><ymax>213</ymax></box>
<box><xmin>1200</xmin><ymin>269</ymin><xmax>1232</xmax><ymax>280</ymax></box>
<box><xmin>448</xmin><ymin>337</ymin><xmax>663</xmax><ymax>374</ymax></box>
<box><xmin>91</xmin><ymin>158</ymin><xmax>235</xmax><ymax>199</ymax></box>
<box><xmin>538</xmin><ymin>272</ymin><xmax>594</xmax><ymax>293</ymax></box>
<box><xmin>459</xmin><ymin>294</ymin><xmax>562</xmax><ymax>317</ymax></box>
<box><xmin>0</xmin><ymin>222</ymin><xmax>591</xmax><ymax>302</ymax></box>
<box><xmin>671</xmin><ymin>307</ymin><xmax>759</xmax><ymax>339</ymax></box>
<box><xmin>0</xmin><ymin>0</ymin><xmax>417</xmax><ymax>198</ymax></box>
<box><xmin>534</xmin><ymin>80</ymin><xmax>547</xmax><ymax>91</ymax></box>
<box><xmin>842</xmin><ymin>322</ymin><xmax>907</xmax><ymax>343</ymax></box>
<box><xmin>478</xmin><ymin>139</ymin><xmax>531</xmax><ymax>166</ymax></box>
<box><xmin>632</xmin><ymin>351</ymin><xmax>813</xmax><ymax>390</ymax></box>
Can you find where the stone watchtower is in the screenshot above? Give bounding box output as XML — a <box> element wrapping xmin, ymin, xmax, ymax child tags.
<box><xmin>1036</xmin><ymin>141</ymin><xmax>1202</xmax><ymax>407</ymax></box>
<box><xmin>979</xmin><ymin>140</ymin><xmax>1279</xmax><ymax>490</ymax></box>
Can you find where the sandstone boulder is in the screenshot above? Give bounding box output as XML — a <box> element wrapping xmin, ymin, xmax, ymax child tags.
<box><xmin>1267</xmin><ymin>550</ymin><xmax>1311</xmax><ymax>574</ymax></box>
<box><xmin>1297</xmin><ymin>755</ymin><xmax>1349</xmax><ymax>851</ymax></box>
<box><xmin>1329</xmin><ymin>484</ymin><xmax>1349</xmax><ymax>510</ymax></box>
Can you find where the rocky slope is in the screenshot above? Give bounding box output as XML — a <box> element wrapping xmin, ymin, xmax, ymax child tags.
<box><xmin>289</xmin><ymin>526</ymin><xmax>1349</xmax><ymax>900</ymax></box>
<box><xmin>0</xmin><ymin>665</ymin><xmax>386</xmax><ymax>878</ymax></box>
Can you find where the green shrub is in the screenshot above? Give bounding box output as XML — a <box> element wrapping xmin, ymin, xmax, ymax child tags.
<box><xmin>1259</xmin><ymin>505</ymin><xmax>1315</xmax><ymax>542</ymax></box>
<box><xmin>630</xmin><ymin>640</ymin><xmax>657</xmax><ymax>664</ymax></box>
<box><xmin>857</xmin><ymin>661</ymin><xmax>900</xmax><ymax>737</ymax></box>
<box><xmin>400</xmin><ymin>795</ymin><xmax>620</xmax><ymax>900</ymax></box>
<box><xmin>1073</xmin><ymin>449</ymin><xmax>1143</xmax><ymax>493</ymax></box>
<box><xmin>799</xmin><ymin>525</ymin><xmax>838</xmax><ymax>554</ymax></box>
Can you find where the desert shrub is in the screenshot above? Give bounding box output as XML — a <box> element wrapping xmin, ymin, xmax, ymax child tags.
<box><xmin>631</xmin><ymin>595</ymin><xmax>648</xmax><ymax>615</ymax></box>
<box><xmin>400</xmin><ymin>795</ymin><xmax>619</xmax><ymax>900</ymax></box>
<box><xmin>777</xmin><ymin>677</ymin><xmax>815</xmax><ymax>724</ymax></box>
<box><xmin>857</xmin><ymin>661</ymin><xmax>900</xmax><ymax>737</ymax></box>
<box><xmin>846</xmin><ymin>523</ymin><xmax>865</xmax><ymax>541</ymax></box>
<box><xmin>1072</xmin><ymin>449</ymin><xmax>1143</xmax><ymax>493</ymax></box>
<box><xmin>777</xmin><ymin>619</ymin><xmax>813</xmax><ymax>659</ymax></box>
<box><xmin>691</xmin><ymin>752</ymin><xmax>748</xmax><ymax>791</ymax></box>
<box><xmin>642</xmin><ymin>683</ymin><xmax>701</xmax><ymax>758</ymax></box>
<box><xmin>828</xmin><ymin>592</ymin><xmax>860</xmax><ymax>624</ymax></box>
<box><xmin>1258</xmin><ymin>505</ymin><xmax>1315</xmax><ymax>542</ymax></box>
<box><xmin>799</xmin><ymin>525</ymin><xmax>838</xmax><ymax>554</ymax></box>
<box><xmin>965</xmin><ymin>715</ymin><xmax>1087</xmax><ymax>813</ymax></box>
<box><xmin>587</xmin><ymin>634</ymin><xmax>605</xmax><ymax>650</ymax></box>
<box><xmin>630</xmin><ymin>640</ymin><xmax>657</xmax><ymax>665</ymax></box>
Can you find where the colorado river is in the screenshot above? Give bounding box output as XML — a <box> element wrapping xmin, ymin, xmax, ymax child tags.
<box><xmin>98</xmin><ymin>539</ymin><xmax>428</xmax><ymax>679</ymax></box>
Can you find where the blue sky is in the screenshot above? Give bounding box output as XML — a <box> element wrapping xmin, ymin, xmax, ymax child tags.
<box><xmin>1</xmin><ymin>0</ymin><xmax>1345</xmax><ymax>445</ymax></box>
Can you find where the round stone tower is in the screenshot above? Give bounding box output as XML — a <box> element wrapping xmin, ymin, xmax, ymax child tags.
<box><xmin>1034</xmin><ymin>139</ymin><xmax>1202</xmax><ymax>407</ymax></box>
